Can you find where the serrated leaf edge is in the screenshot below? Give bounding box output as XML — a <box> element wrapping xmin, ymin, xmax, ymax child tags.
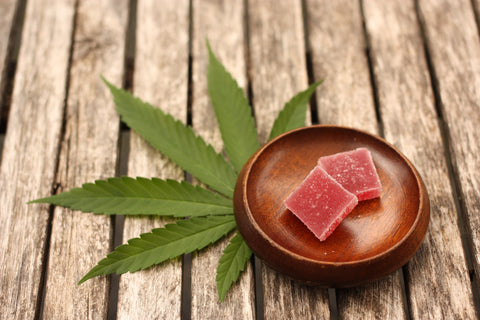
<box><xmin>79</xmin><ymin>215</ymin><xmax>237</xmax><ymax>284</ymax></box>
<box><xmin>216</xmin><ymin>232</ymin><xmax>253</xmax><ymax>301</ymax></box>
<box><xmin>29</xmin><ymin>177</ymin><xmax>233</xmax><ymax>217</ymax></box>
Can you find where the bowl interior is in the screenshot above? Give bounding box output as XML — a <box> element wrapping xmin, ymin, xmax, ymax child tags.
<box><xmin>246</xmin><ymin>126</ymin><xmax>420</xmax><ymax>263</ymax></box>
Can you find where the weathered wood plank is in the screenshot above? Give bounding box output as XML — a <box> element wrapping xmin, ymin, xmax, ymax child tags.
<box><xmin>248</xmin><ymin>0</ymin><xmax>311</xmax><ymax>143</ymax></box>
<box><xmin>306</xmin><ymin>1</ymin><xmax>406</xmax><ymax>319</ymax></box>
<box><xmin>338</xmin><ymin>277</ymin><xmax>406</xmax><ymax>320</ymax></box>
<box><xmin>419</xmin><ymin>0</ymin><xmax>480</xmax><ymax>311</ymax></box>
<box><xmin>364</xmin><ymin>0</ymin><xmax>477</xmax><ymax>318</ymax></box>
<box><xmin>40</xmin><ymin>1</ymin><xmax>129</xmax><ymax>319</ymax></box>
<box><xmin>247</xmin><ymin>0</ymin><xmax>330</xmax><ymax>318</ymax></box>
<box><xmin>190</xmin><ymin>1</ymin><xmax>255</xmax><ymax>318</ymax></box>
<box><xmin>0</xmin><ymin>0</ymin><xmax>19</xmax><ymax>111</ymax></box>
<box><xmin>116</xmin><ymin>1</ymin><xmax>189</xmax><ymax>319</ymax></box>
<box><xmin>306</xmin><ymin>0</ymin><xmax>377</xmax><ymax>133</ymax></box>
<box><xmin>0</xmin><ymin>0</ymin><xmax>76</xmax><ymax>318</ymax></box>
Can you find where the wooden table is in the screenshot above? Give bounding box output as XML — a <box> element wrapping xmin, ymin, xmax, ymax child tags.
<box><xmin>1</xmin><ymin>0</ymin><xmax>479</xmax><ymax>319</ymax></box>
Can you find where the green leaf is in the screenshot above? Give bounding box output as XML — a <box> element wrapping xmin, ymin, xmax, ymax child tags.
<box><xmin>216</xmin><ymin>232</ymin><xmax>253</xmax><ymax>302</ymax></box>
<box><xmin>79</xmin><ymin>215</ymin><xmax>237</xmax><ymax>284</ymax></box>
<box><xmin>103</xmin><ymin>78</ymin><xmax>237</xmax><ymax>198</ymax></box>
<box><xmin>29</xmin><ymin>177</ymin><xmax>233</xmax><ymax>217</ymax></box>
<box><xmin>207</xmin><ymin>41</ymin><xmax>260</xmax><ymax>172</ymax></box>
<box><xmin>268</xmin><ymin>80</ymin><xmax>324</xmax><ymax>141</ymax></box>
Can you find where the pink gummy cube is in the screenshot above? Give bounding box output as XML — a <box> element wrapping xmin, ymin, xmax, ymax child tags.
<box><xmin>284</xmin><ymin>166</ymin><xmax>358</xmax><ymax>241</ymax></box>
<box><xmin>317</xmin><ymin>148</ymin><xmax>382</xmax><ymax>201</ymax></box>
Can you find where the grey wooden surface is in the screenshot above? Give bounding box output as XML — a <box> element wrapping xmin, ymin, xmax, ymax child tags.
<box><xmin>0</xmin><ymin>0</ymin><xmax>479</xmax><ymax>319</ymax></box>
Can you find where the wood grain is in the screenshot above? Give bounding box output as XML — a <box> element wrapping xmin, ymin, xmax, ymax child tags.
<box><xmin>190</xmin><ymin>1</ymin><xmax>255</xmax><ymax>319</ymax></box>
<box><xmin>116</xmin><ymin>1</ymin><xmax>189</xmax><ymax>319</ymax></box>
<box><xmin>0</xmin><ymin>0</ymin><xmax>18</xmax><ymax>112</ymax></box>
<box><xmin>247</xmin><ymin>0</ymin><xmax>329</xmax><ymax>318</ymax></box>
<box><xmin>364</xmin><ymin>0</ymin><xmax>477</xmax><ymax>318</ymax></box>
<box><xmin>0</xmin><ymin>1</ymin><xmax>478</xmax><ymax>318</ymax></box>
<box><xmin>305</xmin><ymin>1</ymin><xmax>406</xmax><ymax>318</ymax></box>
<box><xmin>418</xmin><ymin>0</ymin><xmax>480</xmax><ymax>310</ymax></box>
<box><xmin>41</xmin><ymin>1</ymin><xmax>128</xmax><ymax>318</ymax></box>
<box><xmin>338</xmin><ymin>276</ymin><xmax>406</xmax><ymax>320</ymax></box>
<box><xmin>248</xmin><ymin>0</ymin><xmax>311</xmax><ymax>143</ymax></box>
<box><xmin>0</xmin><ymin>0</ymin><xmax>76</xmax><ymax>318</ymax></box>
<box><xmin>306</xmin><ymin>0</ymin><xmax>377</xmax><ymax>134</ymax></box>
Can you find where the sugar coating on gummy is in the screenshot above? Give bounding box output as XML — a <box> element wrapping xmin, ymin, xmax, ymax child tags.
<box><xmin>317</xmin><ymin>148</ymin><xmax>382</xmax><ymax>201</ymax></box>
<box><xmin>284</xmin><ymin>166</ymin><xmax>358</xmax><ymax>241</ymax></box>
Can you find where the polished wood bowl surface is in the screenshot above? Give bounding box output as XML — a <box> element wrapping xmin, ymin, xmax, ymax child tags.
<box><xmin>234</xmin><ymin>125</ymin><xmax>430</xmax><ymax>286</ymax></box>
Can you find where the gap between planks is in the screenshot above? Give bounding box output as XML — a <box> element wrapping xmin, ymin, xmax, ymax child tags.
<box><xmin>181</xmin><ymin>1</ymin><xmax>194</xmax><ymax>319</ymax></box>
<box><xmin>300</xmin><ymin>0</ymin><xmax>319</xmax><ymax>125</ymax></box>
<box><xmin>107</xmin><ymin>0</ymin><xmax>137</xmax><ymax>319</ymax></box>
<box><xmin>243</xmin><ymin>1</ymin><xmax>265</xmax><ymax>319</ymax></box>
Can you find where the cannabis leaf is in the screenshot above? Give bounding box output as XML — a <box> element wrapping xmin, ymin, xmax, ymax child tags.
<box><xmin>29</xmin><ymin>177</ymin><xmax>232</xmax><ymax>217</ymax></box>
<box><xmin>79</xmin><ymin>215</ymin><xmax>236</xmax><ymax>284</ymax></box>
<box><xmin>207</xmin><ymin>41</ymin><xmax>260</xmax><ymax>172</ymax></box>
<box><xmin>216</xmin><ymin>232</ymin><xmax>253</xmax><ymax>302</ymax></box>
<box><xmin>104</xmin><ymin>78</ymin><xmax>237</xmax><ymax>198</ymax></box>
<box><xmin>29</xmin><ymin>41</ymin><xmax>323</xmax><ymax>302</ymax></box>
<box><xmin>268</xmin><ymin>80</ymin><xmax>323</xmax><ymax>141</ymax></box>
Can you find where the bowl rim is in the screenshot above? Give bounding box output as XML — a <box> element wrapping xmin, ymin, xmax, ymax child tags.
<box><xmin>239</xmin><ymin>124</ymin><xmax>428</xmax><ymax>266</ymax></box>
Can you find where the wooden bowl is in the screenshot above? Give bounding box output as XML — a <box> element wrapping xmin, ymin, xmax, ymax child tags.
<box><xmin>234</xmin><ymin>125</ymin><xmax>430</xmax><ymax>287</ymax></box>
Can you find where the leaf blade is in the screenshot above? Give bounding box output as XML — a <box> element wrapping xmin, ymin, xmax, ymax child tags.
<box><xmin>30</xmin><ymin>177</ymin><xmax>233</xmax><ymax>217</ymax></box>
<box><xmin>207</xmin><ymin>41</ymin><xmax>260</xmax><ymax>172</ymax></box>
<box><xmin>103</xmin><ymin>79</ymin><xmax>237</xmax><ymax>198</ymax></box>
<box><xmin>216</xmin><ymin>232</ymin><xmax>253</xmax><ymax>302</ymax></box>
<box><xmin>79</xmin><ymin>215</ymin><xmax>237</xmax><ymax>284</ymax></box>
<box><xmin>268</xmin><ymin>80</ymin><xmax>324</xmax><ymax>141</ymax></box>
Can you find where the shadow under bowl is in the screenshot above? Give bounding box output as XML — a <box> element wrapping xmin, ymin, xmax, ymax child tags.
<box><xmin>234</xmin><ymin>125</ymin><xmax>430</xmax><ymax>287</ymax></box>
